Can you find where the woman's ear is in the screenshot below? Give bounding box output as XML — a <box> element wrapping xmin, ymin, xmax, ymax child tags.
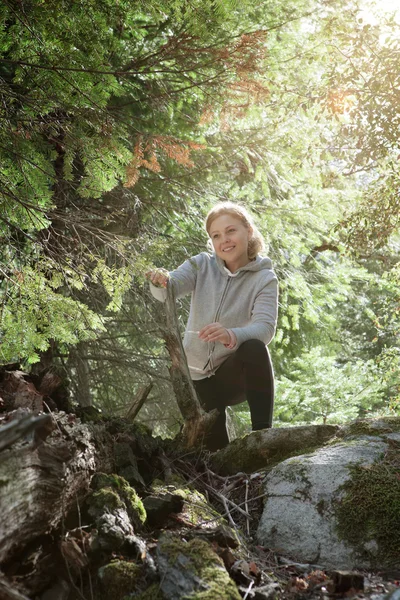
<box><xmin>248</xmin><ymin>226</ymin><xmax>254</xmax><ymax>239</ymax></box>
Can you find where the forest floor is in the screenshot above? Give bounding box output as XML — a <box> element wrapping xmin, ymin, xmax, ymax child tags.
<box><xmin>1</xmin><ymin>370</ymin><xmax>399</xmax><ymax>600</ymax></box>
<box><xmin>164</xmin><ymin>454</ymin><xmax>400</xmax><ymax>600</ymax></box>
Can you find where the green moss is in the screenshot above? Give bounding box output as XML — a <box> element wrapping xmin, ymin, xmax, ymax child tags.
<box><xmin>131</xmin><ymin>421</ymin><xmax>153</xmax><ymax>437</ymax></box>
<box><xmin>211</xmin><ymin>431</ymin><xmax>331</xmax><ymax>475</ymax></box>
<box><xmin>91</xmin><ymin>473</ymin><xmax>131</xmax><ymax>491</ymax></box>
<box><xmin>91</xmin><ymin>488</ymin><xmax>123</xmax><ymax>511</ymax></box>
<box><xmin>338</xmin><ymin>417</ymin><xmax>400</xmax><ymax>439</ymax></box>
<box><xmin>90</xmin><ymin>473</ymin><xmax>146</xmax><ymax>527</ymax></box>
<box><xmin>335</xmin><ymin>448</ymin><xmax>400</xmax><ymax>567</ymax></box>
<box><xmin>149</xmin><ymin>481</ymin><xmax>222</xmax><ymax>526</ymax></box>
<box><xmin>124</xmin><ymin>485</ymin><xmax>146</xmax><ymax>526</ymax></box>
<box><xmin>159</xmin><ymin>534</ymin><xmax>240</xmax><ymax>600</ymax></box>
<box><xmin>99</xmin><ymin>560</ymin><xmax>142</xmax><ymax>600</ymax></box>
<box><xmin>124</xmin><ymin>583</ymin><xmax>164</xmax><ymax>599</ymax></box>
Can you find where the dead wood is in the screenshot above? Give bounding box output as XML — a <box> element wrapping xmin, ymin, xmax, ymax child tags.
<box><xmin>162</xmin><ymin>284</ymin><xmax>218</xmax><ymax>448</ymax></box>
<box><xmin>0</xmin><ymin>412</ymin><xmax>97</xmax><ymax>567</ymax></box>
<box><xmin>0</xmin><ymin>413</ymin><xmax>52</xmax><ymax>452</ymax></box>
<box><xmin>0</xmin><ymin>576</ymin><xmax>31</xmax><ymax>600</ymax></box>
<box><xmin>0</xmin><ymin>371</ymin><xmax>43</xmax><ymax>412</ymax></box>
<box><xmin>126</xmin><ymin>383</ymin><xmax>153</xmax><ymax>421</ymax></box>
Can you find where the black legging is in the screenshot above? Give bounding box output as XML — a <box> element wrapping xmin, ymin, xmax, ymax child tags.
<box><xmin>193</xmin><ymin>339</ymin><xmax>274</xmax><ymax>451</ymax></box>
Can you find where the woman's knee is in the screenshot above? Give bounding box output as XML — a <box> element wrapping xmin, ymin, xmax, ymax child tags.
<box><xmin>237</xmin><ymin>339</ymin><xmax>268</xmax><ymax>361</ymax></box>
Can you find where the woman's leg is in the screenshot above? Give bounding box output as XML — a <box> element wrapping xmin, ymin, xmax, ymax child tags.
<box><xmin>214</xmin><ymin>339</ymin><xmax>274</xmax><ymax>430</ymax></box>
<box><xmin>193</xmin><ymin>339</ymin><xmax>274</xmax><ymax>450</ymax></box>
<box><xmin>193</xmin><ymin>377</ymin><xmax>237</xmax><ymax>451</ymax></box>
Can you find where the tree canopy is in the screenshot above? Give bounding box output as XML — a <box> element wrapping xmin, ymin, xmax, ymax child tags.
<box><xmin>1</xmin><ymin>0</ymin><xmax>399</xmax><ymax>432</ymax></box>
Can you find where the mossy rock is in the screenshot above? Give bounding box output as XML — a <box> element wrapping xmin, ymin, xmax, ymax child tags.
<box><xmin>150</xmin><ymin>482</ymin><xmax>222</xmax><ymax>528</ymax></box>
<box><xmin>98</xmin><ymin>560</ymin><xmax>143</xmax><ymax>600</ymax></box>
<box><xmin>124</xmin><ymin>583</ymin><xmax>165</xmax><ymax>599</ymax></box>
<box><xmin>335</xmin><ymin>445</ymin><xmax>400</xmax><ymax>567</ymax></box>
<box><xmin>89</xmin><ymin>487</ymin><xmax>124</xmax><ymax>515</ymax></box>
<box><xmin>257</xmin><ymin>434</ymin><xmax>399</xmax><ymax>569</ymax></box>
<box><xmin>338</xmin><ymin>417</ymin><xmax>400</xmax><ymax>439</ymax></box>
<box><xmin>90</xmin><ymin>473</ymin><xmax>146</xmax><ymax>529</ymax></box>
<box><xmin>210</xmin><ymin>424</ymin><xmax>339</xmax><ymax>475</ymax></box>
<box><xmin>157</xmin><ymin>533</ymin><xmax>241</xmax><ymax>600</ymax></box>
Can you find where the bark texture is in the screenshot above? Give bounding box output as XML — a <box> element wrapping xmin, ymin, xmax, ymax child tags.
<box><xmin>0</xmin><ymin>412</ymin><xmax>97</xmax><ymax>565</ymax></box>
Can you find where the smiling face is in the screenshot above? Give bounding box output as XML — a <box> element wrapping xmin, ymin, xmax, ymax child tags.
<box><xmin>209</xmin><ymin>213</ymin><xmax>253</xmax><ymax>272</ymax></box>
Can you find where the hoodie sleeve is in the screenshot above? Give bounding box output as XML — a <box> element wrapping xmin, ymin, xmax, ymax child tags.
<box><xmin>230</xmin><ymin>275</ymin><xmax>278</xmax><ymax>347</ymax></box>
<box><xmin>149</xmin><ymin>254</ymin><xmax>203</xmax><ymax>302</ymax></box>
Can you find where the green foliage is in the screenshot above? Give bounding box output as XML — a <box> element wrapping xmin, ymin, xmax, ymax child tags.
<box><xmin>274</xmin><ymin>347</ymin><xmax>384</xmax><ymax>425</ymax></box>
<box><xmin>0</xmin><ymin>259</ymin><xmax>106</xmax><ymax>364</ymax></box>
<box><xmin>0</xmin><ymin>0</ymin><xmax>399</xmax><ymax>431</ymax></box>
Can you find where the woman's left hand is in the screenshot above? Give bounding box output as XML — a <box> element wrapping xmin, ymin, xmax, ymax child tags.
<box><xmin>198</xmin><ymin>322</ymin><xmax>230</xmax><ymax>345</ymax></box>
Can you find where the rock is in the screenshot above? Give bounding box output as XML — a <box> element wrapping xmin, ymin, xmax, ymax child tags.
<box><xmin>238</xmin><ymin>583</ymin><xmax>282</xmax><ymax>600</ymax></box>
<box><xmin>150</xmin><ymin>482</ymin><xmax>222</xmax><ymax>528</ymax></box>
<box><xmin>157</xmin><ymin>532</ymin><xmax>241</xmax><ymax>600</ymax></box>
<box><xmin>89</xmin><ymin>473</ymin><xmax>146</xmax><ymax>530</ymax></box>
<box><xmin>87</xmin><ymin>474</ymin><xmax>147</xmax><ymax>553</ymax></box>
<box><xmin>257</xmin><ymin>430</ymin><xmax>400</xmax><ymax>569</ymax></box>
<box><xmin>114</xmin><ymin>442</ymin><xmax>146</xmax><ymax>488</ymax></box>
<box><xmin>143</xmin><ymin>492</ymin><xmax>184</xmax><ymax>527</ymax></box>
<box><xmin>91</xmin><ymin>509</ymin><xmax>136</xmax><ymax>551</ymax></box>
<box><xmin>195</xmin><ymin>524</ymin><xmax>240</xmax><ymax>549</ymax></box>
<box><xmin>119</xmin><ymin>464</ymin><xmax>146</xmax><ymax>489</ymax></box>
<box><xmin>329</xmin><ymin>570</ymin><xmax>364</xmax><ymax>593</ymax></box>
<box><xmin>211</xmin><ymin>424</ymin><xmax>339</xmax><ymax>475</ymax></box>
<box><xmin>98</xmin><ymin>560</ymin><xmax>143</xmax><ymax>600</ymax></box>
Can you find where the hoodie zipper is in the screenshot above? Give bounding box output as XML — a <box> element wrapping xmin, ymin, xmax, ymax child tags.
<box><xmin>203</xmin><ymin>276</ymin><xmax>233</xmax><ymax>372</ymax></box>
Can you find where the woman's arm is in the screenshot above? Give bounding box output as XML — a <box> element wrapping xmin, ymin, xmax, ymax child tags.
<box><xmin>147</xmin><ymin>255</ymin><xmax>203</xmax><ymax>302</ymax></box>
<box><xmin>230</xmin><ymin>278</ymin><xmax>279</xmax><ymax>347</ymax></box>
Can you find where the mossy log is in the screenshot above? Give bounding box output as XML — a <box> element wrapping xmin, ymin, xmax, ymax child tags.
<box><xmin>210</xmin><ymin>424</ymin><xmax>340</xmax><ymax>475</ymax></box>
<box><xmin>163</xmin><ymin>285</ymin><xmax>218</xmax><ymax>448</ymax></box>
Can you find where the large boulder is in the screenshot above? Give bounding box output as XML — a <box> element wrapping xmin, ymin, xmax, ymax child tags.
<box><xmin>257</xmin><ymin>418</ymin><xmax>400</xmax><ymax>570</ymax></box>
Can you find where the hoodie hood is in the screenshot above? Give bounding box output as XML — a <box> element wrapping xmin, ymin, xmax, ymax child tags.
<box><xmin>215</xmin><ymin>253</ymin><xmax>273</xmax><ymax>275</ymax></box>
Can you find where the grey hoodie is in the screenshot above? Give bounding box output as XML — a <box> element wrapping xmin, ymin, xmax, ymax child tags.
<box><xmin>150</xmin><ymin>252</ymin><xmax>278</xmax><ymax>380</ymax></box>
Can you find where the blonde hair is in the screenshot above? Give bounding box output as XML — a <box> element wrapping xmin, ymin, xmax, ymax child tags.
<box><xmin>205</xmin><ymin>202</ymin><xmax>265</xmax><ymax>260</ymax></box>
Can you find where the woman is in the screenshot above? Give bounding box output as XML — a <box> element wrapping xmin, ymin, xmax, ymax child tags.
<box><xmin>147</xmin><ymin>202</ymin><xmax>278</xmax><ymax>451</ymax></box>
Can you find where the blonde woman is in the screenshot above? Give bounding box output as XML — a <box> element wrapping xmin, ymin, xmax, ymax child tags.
<box><xmin>147</xmin><ymin>202</ymin><xmax>278</xmax><ymax>451</ymax></box>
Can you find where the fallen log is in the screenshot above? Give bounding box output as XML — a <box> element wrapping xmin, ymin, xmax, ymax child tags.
<box><xmin>0</xmin><ymin>412</ymin><xmax>97</xmax><ymax>570</ymax></box>
<box><xmin>0</xmin><ymin>413</ymin><xmax>51</xmax><ymax>452</ymax></box>
<box><xmin>210</xmin><ymin>424</ymin><xmax>340</xmax><ymax>475</ymax></box>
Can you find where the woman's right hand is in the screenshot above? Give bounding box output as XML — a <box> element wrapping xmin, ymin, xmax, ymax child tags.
<box><xmin>145</xmin><ymin>268</ymin><xmax>170</xmax><ymax>288</ymax></box>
